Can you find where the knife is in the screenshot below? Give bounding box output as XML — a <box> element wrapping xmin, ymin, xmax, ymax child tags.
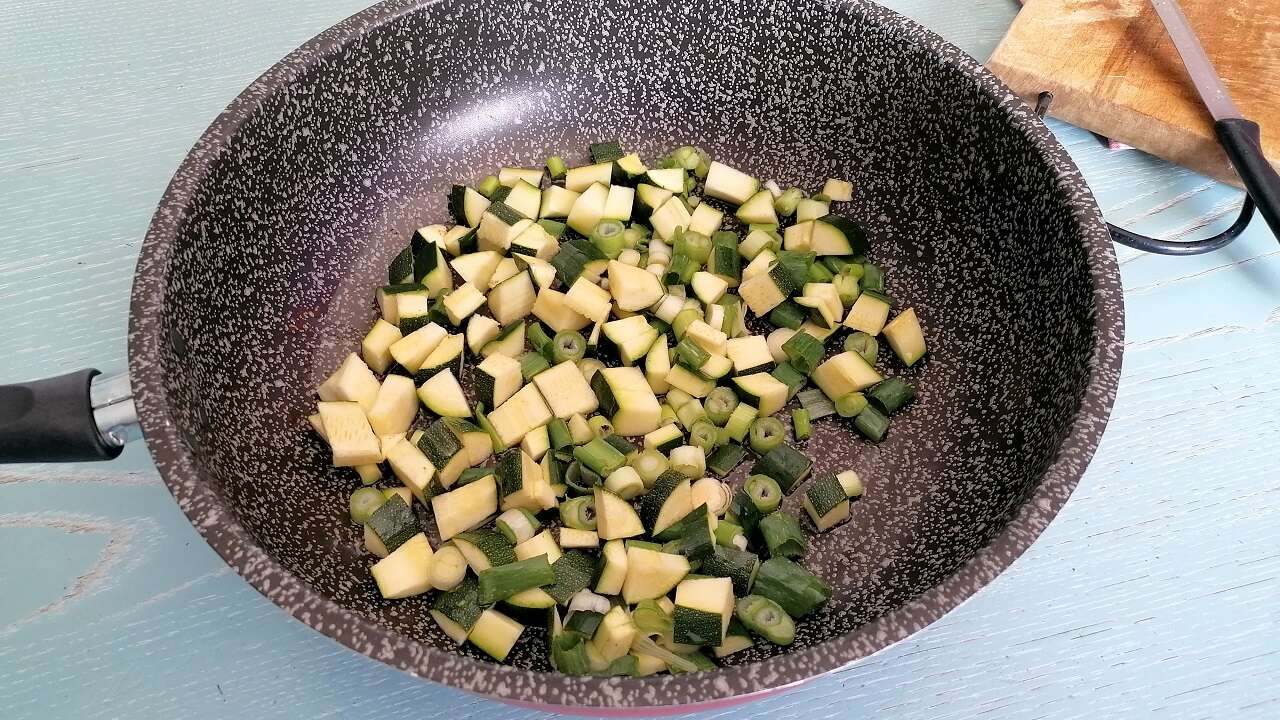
<box><xmin>1150</xmin><ymin>0</ymin><xmax>1280</xmax><ymax>241</ymax></box>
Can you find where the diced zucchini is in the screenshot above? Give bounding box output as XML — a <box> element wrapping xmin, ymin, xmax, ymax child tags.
<box><xmin>595</xmin><ymin>487</ymin><xmax>645</xmax><ymax>540</ymax></box>
<box><xmin>316</xmin><ymin>401</ymin><xmax>382</xmax><ymax>466</ymax></box>
<box><xmin>487</xmin><ymin>383</ymin><xmax>553</xmax><ymax>449</ymax></box>
<box><xmin>810</xmin><ymin>216</ymin><xmax>867</xmax><ymax>256</ymax></box>
<box><xmin>843</xmin><ymin>290</ymin><xmax>891</xmax><ymax>335</ymax></box>
<box><xmin>643</xmin><ymin>167</ymin><xmax>686</xmax><ymax>193</ymax></box>
<box><xmin>565</xmin><ymin>276</ymin><xmax>613</xmax><ymax>323</ymax></box>
<box><xmin>499</xmin><ymin>166</ymin><xmax>545</xmax><ymax>187</ymax></box>
<box><xmin>481</xmin><ymin>321</ymin><xmax>526</xmax><ymax>358</ymax></box>
<box><xmin>371</xmin><ymin>533</ymin><xmax>435</xmax><ymax>599</ymax></box>
<box><xmin>803</xmin><ymin>474</ymin><xmax>851</xmax><ymax>531</ymax></box>
<box><xmin>388</xmin><ymin>323</ymin><xmax>447</xmax><ymax>373</ymax></box>
<box><xmin>595</xmin><ymin>539</ymin><xmax>629</xmax><ymax>595</ymax></box>
<box><xmin>725</xmin><ymin>335</ymin><xmax>773</xmax><ymax>376</ymax></box>
<box><xmin>567</xmin><ymin>182</ymin><xmax>610</xmax><ymax>235</ymax></box>
<box><xmin>366</xmin><ymin>375</ymin><xmax>418</xmax><ymax>436</ymax></box>
<box><xmin>795</xmin><ymin>198</ymin><xmax>829</xmax><ymax>222</ymax></box>
<box><xmin>540</xmin><ymin>185</ymin><xmax>581</xmax><ymax>218</ymax></box>
<box><xmin>520</xmin><ymin>423</ymin><xmax>551</xmax><ymax>461</ymax></box>
<box><xmin>532</xmin><ymin>360</ymin><xmax>600</xmax><ymax>418</ymax></box>
<box><xmin>465</xmin><ymin>314</ymin><xmax>501</xmax><ymax>355</ymax></box>
<box><xmin>644</xmin><ymin>424</ymin><xmax>684</xmax><ymax>454</ymax></box>
<box><xmin>317</xmin><ymin>353</ymin><xmax>382</xmax><ymax>412</ymax></box>
<box><xmin>513</xmin><ymin>529</ymin><xmax>563</xmax><ymax>564</ymax></box>
<box><xmin>811</xmin><ymin>351</ymin><xmax>883</xmax><ymax>401</ymax></box>
<box><xmin>565</xmin><ymin>162</ymin><xmax>614</xmax><ymax>192</ymax></box>
<box><xmin>531</xmin><ymin>288</ymin><xmax>591</xmax><ymax>332</ymax></box>
<box><xmin>416</xmin><ymin>368</ymin><xmax>470</xmax><ymax>418</ymax></box>
<box><xmin>672</xmin><ymin>576</ymin><xmax>734</xmax><ymax>646</ymax></box>
<box><xmin>622</xmin><ymin>546</ymin><xmax>691</xmax><ymax>603</ymax></box>
<box><xmin>590</xmin><ymin>605</ymin><xmax>637</xmax><ymax>664</ymax></box>
<box><xmin>603</xmin><ymin>184</ymin><xmax>634</xmax><ymax>221</ymax></box>
<box><xmin>735</xmin><ymin>189</ymin><xmax>778</xmax><ymax>226</ymax></box>
<box><xmin>503</xmin><ymin>179</ymin><xmax>542</xmax><ymax>219</ymax></box>
<box><xmin>601</xmin><ymin>315</ymin><xmax>659</xmax><ymax>363</ymax></box>
<box><xmin>559</xmin><ymin>527</ymin><xmax>600</xmax><ymax>549</ymax></box>
<box><xmin>731</xmin><ymin>372</ymin><xmax>789</xmax><ymax>418</ymax></box>
<box><xmin>468</xmin><ymin>608</ymin><xmax>524</xmax><ymax>662</ymax></box>
<box><xmin>645</xmin><ymin>336</ymin><xmax>672</xmax><ymax>394</ymax></box>
<box><xmin>361</xmin><ymin>320</ymin><xmax>402</xmax><ymax>374</ymax></box>
<box><xmin>882</xmin><ymin>307</ymin><xmax>926</xmax><ymax>366</ymax></box>
<box><xmin>431</xmin><ymin>474</ymin><xmax>498</xmax><ymax>540</ymax></box>
<box><xmin>649</xmin><ymin>196</ymin><xmax>693</xmax><ymax>241</ymax></box>
<box><xmin>664</xmin><ymin>365</ymin><xmax>715</xmax><ymax>398</ymax></box>
<box><xmin>487</xmin><ymin>271</ymin><xmax>536</xmax><ymax>326</ymax></box>
<box><xmin>382</xmin><ymin>436</ymin><xmax>436</xmax><ymax>503</ymax></box>
<box><xmin>453</xmin><ymin>529</ymin><xmax>517</xmax><ymax>572</ymax></box>
<box><xmin>449</xmin><ymin>185</ymin><xmax>490</xmax><ymax>227</ymax></box>
<box><xmin>699</xmin><ymin>546</ymin><xmax>760</xmax><ymax>596</ymax></box>
<box><xmin>608</xmin><ymin>260</ymin><xmax>664</xmax><ymax>311</ymax></box>
<box><xmin>366</xmin><ymin>494</ymin><xmax>420</xmax><ymax>554</ymax></box>
<box><xmin>704</xmin><ymin>161</ymin><xmax>759</xmax><ymax>205</ymax></box>
<box><xmin>590</xmin><ymin>366</ymin><xmax>662</xmax><ymax>436</ymax></box>
<box><xmin>640</xmin><ymin>471</ymin><xmax>693</xmax><ymax>536</ymax></box>
<box><xmin>750</xmin><ymin>444</ymin><xmax>813</xmax><ymax>493</ymax></box>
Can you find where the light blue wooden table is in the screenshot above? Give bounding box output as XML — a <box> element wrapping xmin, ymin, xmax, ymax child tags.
<box><xmin>2</xmin><ymin>1</ymin><xmax>1277</xmax><ymax>717</ymax></box>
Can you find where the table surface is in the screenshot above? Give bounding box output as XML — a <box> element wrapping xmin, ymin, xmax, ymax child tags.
<box><xmin>2</xmin><ymin>1</ymin><xmax>1277</xmax><ymax>718</ymax></box>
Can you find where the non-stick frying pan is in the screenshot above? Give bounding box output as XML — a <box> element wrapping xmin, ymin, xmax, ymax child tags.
<box><xmin>0</xmin><ymin>0</ymin><xmax>1123</xmax><ymax>711</ymax></box>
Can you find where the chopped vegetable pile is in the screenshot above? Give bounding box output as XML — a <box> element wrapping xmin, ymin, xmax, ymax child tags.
<box><xmin>310</xmin><ymin>141</ymin><xmax>927</xmax><ymax>675</ymax></box>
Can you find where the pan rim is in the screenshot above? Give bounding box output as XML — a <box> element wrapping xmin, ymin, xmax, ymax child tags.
<box><xmin>127</xmin><ymin>0</ymin><xmax>1124</xmax><ymax>708</ymax></box>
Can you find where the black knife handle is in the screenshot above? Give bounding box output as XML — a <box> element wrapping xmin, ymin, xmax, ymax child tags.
<box><xmin>1215</xmin><ymin>118</ymin><xmax>1280</xmax><ymax>242</ymax></box>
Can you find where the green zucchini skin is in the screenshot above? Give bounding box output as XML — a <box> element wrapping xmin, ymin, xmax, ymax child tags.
<box><xmin>366</xmin><ymin>495</ymin><xmax>420</xmax><ymax>553</ymax></box>
<box><xmin>749</xmin><ymin>444</ymin><xmax>813</xmax><ymax>493</ymax></box>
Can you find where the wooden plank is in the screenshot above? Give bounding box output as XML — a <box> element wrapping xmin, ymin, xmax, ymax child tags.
<box><xmin>988</xmin><ymin>0</ymin><xmax>1280</xmax><ymax>185</ymax></box>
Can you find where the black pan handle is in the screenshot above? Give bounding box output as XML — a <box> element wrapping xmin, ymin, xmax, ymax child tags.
<box><xmin>0</xmin><ymin>369</ymin><xmax>136</xmax><ymax>463</ymax></box>
<box><xmin>1216</xmin><ymin>118</ymin><xmax>1280</xmax><ymax>241</ymax></box>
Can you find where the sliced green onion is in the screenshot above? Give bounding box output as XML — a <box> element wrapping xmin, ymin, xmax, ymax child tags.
<box><xmin>630</xmin><ymin>635</ymin><xmax>698</xmax><ymax>673</ymax></box>
<box><xmin>548</xmin><ymin>418</ymin><xmax>574</xmax><ymax>451</ymax></box>
<box><xmin>550</xmin><ymin>630</ymin><xmax>591</xmax><ymax>675</ymax></box>
<box><xmin>674</xmin><ymin>336</ymin><xmax>710</xmax><ymax>370</ymax></box>
<box><xmin>659</xmin><ymin>403</ymin><xmax>679</xmax><ymax>426</ymax></box>
<box><xmin>623</xmin><ymin>225</ymin><xmax>650</xmax><ymax>247</ymax></box>
<box><xmin>774</xmin><ymin>187</ymin><xmax>804</xmax><ymax>216</ymax></box>
<box><xmin>563</xmin><ymin>609</ymin><xmax>604</xmax><ymax>638</ymax></box>
<box><xmin>664</xmin><ymin>254</ymin><xmax>698</xmax><ymax>286</ymax></box>
<box><xmin>759</xmin><ymin>511</ymin><xmax>808</xmax><ymax>559</ymax></box>
<box><xmin>674</xmin><ymin>399</ymin><xmax>707</xmax><ymax>432</ymax></box>
<box><xmin>713</xmin><ymin>520</ymin><xmax>744</xmax><ymax>547</ymax></box>
<box><xmin>630</xmin><ymin>449</ymin><xmax>670</xmax><ymax>486</ymax></box>
<box><xmin>735</xmin><ymin>595</ymin><xmax>795</xmax><ymax>645</ymax></box>
<box><xmin>689</xmin><ymin>420</ymin><xmax>719</xmax><ymax>453</ymax></box>
<box><xmin>588</xmin><ymin>415</ymin><xmax>614</xmax><ymax>438</ymax></box>
<box><xmin>835</xmin><ymin>392</ymin><xmax>868</xmax><ymax>418</ymax></box>
<box><xmin>546</xmin><ymin>155</ymin><xmax>568</xmax><ymax>180</ymax></box>
<box><xmin>854</xmin><ymin>405</ymin><xmax>890</xmax><ymax>442</ymax></box>
<box><xmin>477</xmin><ymin>555</ymin><xmax>555</xmax><ymax>604</ymax></box>
<box><xmin>797</xmin><ymin>388</ymin><xmax>836</xmax><ymax>420</ymax></box>
<box><xmin>792</xmin><ymin>408</ymin><xmax>812</xmax><ymax>441</ymax></box>
<box><xmin>833</xmin><ymin>272</ymin><xmax>860</xmax><ymax>307</ymax></box>
<box><xmin>675</xmin><ymin>230</ymin><xmax>712</xmax><ymax>263</ymax></box>
<box><xmin>745</xmin><ymin>474</ymin><xmax>782</xmax><ymax>514</ymax></box>
<box><xmin>527</xmin><ymin>322</ymin><xmax>553</xmax><ymax>353</ymax></box>
<box><xmin>578</xmin><ymin>357</ymin><xmax>605</xmax><ymax>383</ymax></box>
<box><xmin>704</xmin><ymin>387</ymin><xmax>739</xmax><ymax>426</ymax></box>
<box><xmin>559</xmin><ymin>496</ymin><xmax>598</xmax><ymax>530</ymax></box>
<box><xmin>477</xmin><ymin>174</ymin><xmax>501</xmax><ymax>198</ymax></box>
<box><xmin>349</xmin><ymin>487</ymin><xmax>386</xmax><ymax>524</ymax></box>
<box><xmin>669</xmin><ymin>445</ymin><xmax>706</xmax><ymax>478</ymax></box>
<box><xmin>550</xmin><ymin>330</ymin><xmax>587</xmax><ymax>363</ymax></box>
<box><xmin>574</xmin><ymin>437</ymin><xmax>626</xmax><ymax>475</ymax></box>
<box><xmin>671</xmin><ymin>307</ymin><xmax>701</xmax><ymax>338</ymax></box>
<box><xmin>749</xmin><ymin>417</ymin><xmax>786</xmax><ymax>453</ymax></box>
<box><xmin>520</xmin><ymin>351</ymin><xmax>551</xmax><ymax>380</ymax></box>
<box><xmin>844</xmin><ymin>332</ymin><xmax>878</xmax><ymax>365</ymax></box>
<box><xmin>861</xmin><ymin>263</ymin><xmax>885</xmax><ymax>292</ymax></box>
<box><xmin>866</xmin><ymin>378</ymin><xmax>916</xmax><ymax>415</ymax></box>
<box><xmin>807</xmin><ymin>262</ymin><xmax>833</xmax><ymax>282</ymax></box>
<box><xmin>706</xmin><ymin>443</ymin><xmax>748</xmax><ymax>477</ymax></box>
<box><xmin>590</xmin><ymin>219</ymin><xmax>627</xmax><ymax>259</ymax></box>
<box><xmin>632</xmin><ymin>599</ymin><xmax>673</xmax><ymax>637</ymax></box>
<box><xmin>563</xmin><ymin>461</ymin><xmax>599</xmax><ymax>496</ymax></box>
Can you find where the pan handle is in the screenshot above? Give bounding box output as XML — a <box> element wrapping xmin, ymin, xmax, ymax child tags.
<box><xmin>0</xmin><ymin>369</ymin><xmax>139</xmax><ymax>463</ymax></box>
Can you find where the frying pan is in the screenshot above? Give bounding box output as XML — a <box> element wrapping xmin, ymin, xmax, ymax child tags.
<box><xmin>0</xmin><ymin>0</ymin><xmax>1124</xmax><ymax>711</ymax></box>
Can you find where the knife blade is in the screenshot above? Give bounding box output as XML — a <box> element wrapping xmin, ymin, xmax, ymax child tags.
<box><xmin>1149</xmin><ymin>0</ymin><xmax>1279</xmax><ymax>242</ymax></box>
<box><xmin>1149</xmin><ymin>0</ymin><xmax>1242</xmax><ymax>121</ymax></box>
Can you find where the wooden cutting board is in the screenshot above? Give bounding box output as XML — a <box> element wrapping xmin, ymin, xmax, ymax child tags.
<box><xmin>987</xmin><ymin>0</ymin><xmax>1279</xmax><ymax>186</ymax></box>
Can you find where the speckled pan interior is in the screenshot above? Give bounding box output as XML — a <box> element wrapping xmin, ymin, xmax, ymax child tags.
<box><xmin>128</xmin><ymin>0</ymin><xmax>1123</xmax><ymax>709</ymax></box>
